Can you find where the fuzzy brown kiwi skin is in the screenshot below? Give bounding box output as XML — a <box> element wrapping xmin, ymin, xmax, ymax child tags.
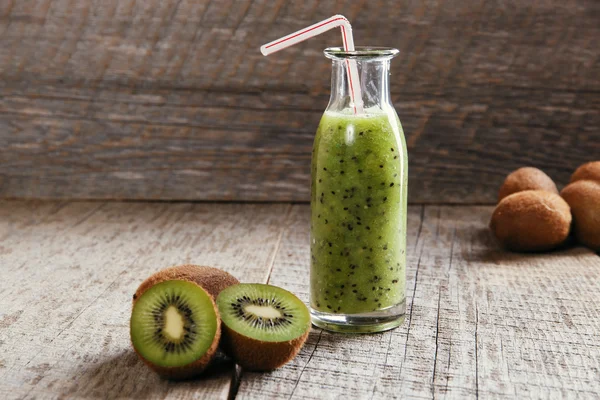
<box><xmin>130</xmin><ymin>282</ymin><xmax>221</xmax><ymax>380</ymax></box>
<box><xmin>490</xmin><ymin>190</ymin><xmax>571</xmax><ymax>252</ymax></box>
<box><xmin>220</xmin><ymin>325</ymin><xmax>309</xmax><ymax>372</ymax></box>
<box><xmin>133</xmin><ymin>265</ymin><xmax>239</xmax><ymax>303</ymax></box>
<box><xmin>497</xmin><ymin>167</ymin><xmax>558</xmax><ymax>202</ymax></box>
<box><xmin>570</xmin><ymin>161</ymin><xmax>600</xmax><ymax>184</ymax></box>
<box><xmin>561</xmin><ymin>180</ymin><xmax>600</xmax><ymax>251</ymax></box>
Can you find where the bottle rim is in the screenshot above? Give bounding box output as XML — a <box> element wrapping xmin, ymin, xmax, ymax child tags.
<box><xmin>324</xmin><ymin>46</ymin><xmax>399</xmax><ymax>60</ymax></box>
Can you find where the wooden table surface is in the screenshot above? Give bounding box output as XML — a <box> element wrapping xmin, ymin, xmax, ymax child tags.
<box><xmin>1</xmin><ymin>200</ymin><xmax>599</xmax><ymax>399</ymax></box>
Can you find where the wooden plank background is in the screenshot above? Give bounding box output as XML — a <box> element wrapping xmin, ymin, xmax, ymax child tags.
<box><xmin>1</xmin><ymin>201</ymin><xmax>599</xmax><ymax>398</ymax></box>
<box><xmin>0</xmin><ymin>0</ymin><xmax>598</xmax><ymax>203</ymax></box>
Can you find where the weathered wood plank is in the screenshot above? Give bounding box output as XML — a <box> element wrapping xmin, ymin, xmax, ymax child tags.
<box><xmin>0</xmin><ymin>200</ymin><xmax>290</xmax><ymax>399</ymax></box>
<box><xmin>0</xmin><ymin>0</ymin><xmax>598</xmax><ymax>202</ymax></box>
<box><xmin>236</xmin><ymin>205</ymin><xmax>600</xmax><ymax>399</ymax></box>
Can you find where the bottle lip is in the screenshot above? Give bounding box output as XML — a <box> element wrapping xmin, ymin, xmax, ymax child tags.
<box><xmin>324</xmin><ymin>46</ymin><xmax>399</xmax><ymax>60</ymax></box>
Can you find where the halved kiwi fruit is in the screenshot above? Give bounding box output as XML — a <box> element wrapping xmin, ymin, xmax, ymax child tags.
<box><xmin>130</xmin><ymin>280</ymin><xmax>220</xmax><ymax>379</ymax></box>
<box><xmin>216</xmin><ymin>283</ymin><xmax>310</xmax><ymax>371</ymax></box>
<box><xmin>133</xmin><ymin>264</ymin><xmax>239</xmax><ymax>302</ymax></box>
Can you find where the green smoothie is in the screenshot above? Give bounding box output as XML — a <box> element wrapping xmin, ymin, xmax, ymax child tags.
<box><xmin>310</xmin><ymin>109</ymin><xmax>407</xmax><ymax>315</ymax></box>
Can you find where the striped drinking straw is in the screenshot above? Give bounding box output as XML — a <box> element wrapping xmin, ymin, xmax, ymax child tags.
<box><xmin>260</xmin><ymin>15</ymin><xmax>364</xmax><ymax>115</ymax></box>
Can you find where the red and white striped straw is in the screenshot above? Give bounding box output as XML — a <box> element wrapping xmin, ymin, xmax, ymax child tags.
<box><xmin>261</xmin><ymin>15</ymin><xmax>364</xmax><ymax>114</ymax></box>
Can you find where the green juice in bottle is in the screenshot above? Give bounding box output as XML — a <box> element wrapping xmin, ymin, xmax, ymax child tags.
<box><xmin>310</xmin><ymin>48</ymin><xmax>407</xmax><ymax>333</ymax></box>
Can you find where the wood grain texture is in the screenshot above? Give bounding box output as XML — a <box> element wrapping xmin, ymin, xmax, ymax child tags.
<box><xmin>237</xmin><ymin>205</ymin><xmax>600</xmax><ymax>399</ymax></box>
<box><xmin>0</xmin><ymin>200</ymin><xmax>289</xmax><ymax>399</ymax></box>
<box><xmin>1</xmin><ymin>201</ymin><xmax>599</xmax><ymax>399</ymax></box>
<box><xmin>0</xmin><ymin>0</ymin><xmax>598</xmax><ymax>202</ymax></box>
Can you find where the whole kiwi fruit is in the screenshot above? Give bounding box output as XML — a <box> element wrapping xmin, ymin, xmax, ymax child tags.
<box><xmin>490</xmin><ymin>190</ymin><xmax>571</xmax><ymax>252</ymax></box>
<box><xmin>130</xmin><ymin>280</ymin><xmax>221</xmax><ymax>379</ymax></box>
<box><xmin>134</xmin><ymin>264</ymin><xmax>239</xmax><ymax>302</ymax></box>
<box><xmin>570</xmin><ymin>161</ymin><xmax>600</xmax><ymax>184</ymax></box>
<box><xmin>560</xmin><ymin>180</ymin><xmax>600</xmax><ymax>251</ymax></box>
<box><xmin>498</xmin><ymin>167</ymin><xmax>558</xmax><ymax>202</ymax></box>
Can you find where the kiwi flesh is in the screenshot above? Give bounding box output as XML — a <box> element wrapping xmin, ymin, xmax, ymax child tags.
<box><xmin>561</xmin><ymin>180</ymin><xmax>600</xmax><ymax>251</ymax></box>
<box><xmin>216</xmin><ymin>283</ymin><xmax>310</xmax><ymax>371</ymax></box>
<box><xmin>130</xmin><ymin>280</ymin><xmax>220</xmax><ymax>379</ymax></box>
<box><xmin>570</xmin><ymin>161</ymin><xmax>600</xmax><ymax>184</ymax></box>
<box><xmin>498</xmin><ymin>167</ymin><xmax>558</xmax><ymax>202</ymax></box>
<box><xmin>133</xmin><ymin>264</ymin><xmax>239</xmax><ymax>302</ymax></box>
<box><xmin>490</xmin><ymin>190</ymin><xmax>571</xmax><ymax>252</ymax></box>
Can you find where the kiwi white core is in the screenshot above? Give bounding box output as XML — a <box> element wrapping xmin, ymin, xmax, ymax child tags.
<box><xmin>245</xmin><ymin>304</ymin><xmax>282</xmax><ymax>319</ymax></box>
<box><xmin>164</xmin><ymin>306</ymin><xmax>185</xmax><ymax>340</ymax></box>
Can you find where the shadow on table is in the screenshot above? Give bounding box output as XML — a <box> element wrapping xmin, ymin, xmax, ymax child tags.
<box><xmin>58</xmin><ymin>350</ymin><xmax>235</xmax><ymax>398</ymax></box>
<box><xmin>467</xmin><ymin>227</ymin><xmax>593</xmax><ymax>264</ymax></box>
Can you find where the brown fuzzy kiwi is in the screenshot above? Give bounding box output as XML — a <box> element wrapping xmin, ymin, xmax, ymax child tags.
<box><xmin>133</xmin><ymin>264</ymin><xmax>239</xmax><ymax>303</ymax></box>
<box><xmin>221</xmin><ymin>328</ymin><xmax>309</xmax><ymax>371</ymax></box>
<box><xmin>570</xmin><ymin>161</ymin><xmax>600</xmax><ymax>184</ymax></box>
<box><xmin>216</xmin><ymin>283</ymin><xmax>311</xmax><ymax>371</ymax></box>
<box><xmin>490</xmin><ymin>190</ymin><xmax>571</xmax><ymax>252</ymax></box>
<box><xmin>498</xmin><ymin>167</ymin><xmax>558</xmax><ymax>202</ymax></box>
<box><xmin>561</xmin><ymin>180</ymin><xmax>600</xmax><ymax>251</ymax></box>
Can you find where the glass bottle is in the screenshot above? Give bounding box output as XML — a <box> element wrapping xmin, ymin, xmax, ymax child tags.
<box><xmin>310</xmin><ymin>47</ymin><xmax>407</xmax><ymax>333</ymax></box>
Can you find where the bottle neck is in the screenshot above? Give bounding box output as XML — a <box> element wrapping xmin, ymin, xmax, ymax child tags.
<box><xmin>327</xmin><ymin>59</ymin><xmax>392</xmax><ymax>113</ymax></box>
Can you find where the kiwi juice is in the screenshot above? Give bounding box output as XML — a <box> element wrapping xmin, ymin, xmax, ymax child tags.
<box><xmin>310</xmin><ymin>109</ymin><xmax>407</xmax><ymax>332</ymax></box>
